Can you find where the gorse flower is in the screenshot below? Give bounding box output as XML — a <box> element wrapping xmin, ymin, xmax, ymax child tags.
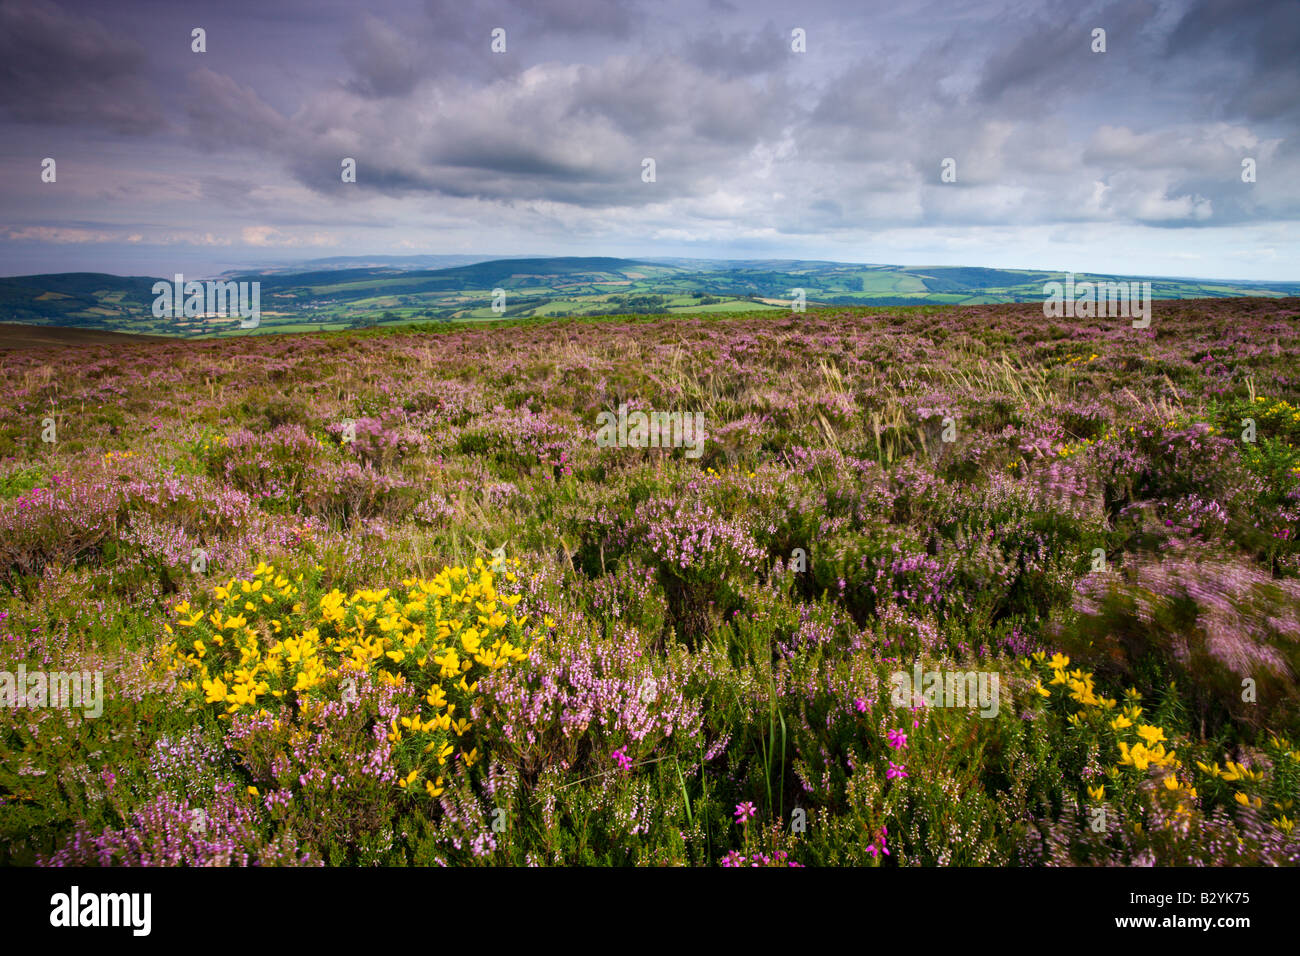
<box><xmin>164</xmin><ymin>557</ymin><xmax>533</xmax><ymax>803</ymax></box>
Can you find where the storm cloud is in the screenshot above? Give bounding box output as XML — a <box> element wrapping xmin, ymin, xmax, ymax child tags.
<box><xmin>1</xmin><ymin>0</ymin><xmax>1296</xmax><ymax>278</ymax></box>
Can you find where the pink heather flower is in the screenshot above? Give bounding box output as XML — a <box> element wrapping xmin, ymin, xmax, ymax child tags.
<box><xmin>854</xmin><ymin>698</ymin><xmax>868</xmax><ymax>714</ymax></box>
<box><xmin>734</xmin><ymin>801</ymin><xmax>757</xmax><ymax>823</ymax></box>
<box><xmin>886</xmin><ymin>729</ymin><xmax>907</xmax><ymax>750</ymax></box>
<box><xmin>611</xmin><ymin>746</ymin><xmax>632</xmax><ymax>771</ymax></box>
<box><xmin>866</xmin><ymin>823</ymin><xmax>891</xmax><ymax>857</ymax></box>
<box><xmin>886</xmin><ymin>761</ymin><xmax>909</xmax><ymax>781</ymax></box>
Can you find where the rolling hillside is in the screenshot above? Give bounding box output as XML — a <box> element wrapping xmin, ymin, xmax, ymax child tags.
<box><xmin>3</xmin><ymin>258</ymin><xmax>1299</xmax><ymax>338</ymax></box>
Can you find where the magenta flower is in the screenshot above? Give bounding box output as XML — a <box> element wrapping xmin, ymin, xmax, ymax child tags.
<box><xmin>886</xmin><ymin>761</ymin><xmax>909</xmax><ymax>781</ymax></box>
<box><xmin>865</xmin><ymin>824</ymin><xmax>891</xmax><ymax>857</ymax></box>
<box><xmin>611</xmin><ymin>746</ymin><xmax>632</xmax><ymax>771</ymax></box>
<box><xmin>854</xmin><ymin>698</ymin><xmax>868</xmax><ymax>714</ymax></box>
<box><xmin>734</xmin><ymin>801</ymin><xmax>757</xmax><ymax>823</ymax></box>
<box><xmin>886</xmin><ymin>729</ymin><xmax>907</xmax><ymax>750</ymax></box>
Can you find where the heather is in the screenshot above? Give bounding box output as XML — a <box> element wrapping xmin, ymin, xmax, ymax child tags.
<box><xmin>2</xmin><ymin>299</ymin><xmax>1299</xmax><ymax>866</ymax></box>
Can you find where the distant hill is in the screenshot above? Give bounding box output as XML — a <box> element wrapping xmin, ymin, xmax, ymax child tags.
<box><xmin>216</xmin><ymin>254</ymin><xmax>529</xmax><ymax>277</ymax></box>
<box><xmin>229</xmin><ymin>256</ymin><xmax>659</xmax><ymax>293</ymax></box>
<box><xmin>0</xmin><ymin>273</ymin><xmax>161</xmax><ymax>326</ymax></box>
<box><xmin>2</xmin><ymin>257</ymin><xmax>1299</xmax><ymax>339</ymax></box>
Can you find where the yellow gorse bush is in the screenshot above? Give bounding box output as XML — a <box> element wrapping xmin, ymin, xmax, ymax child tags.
<box><xmin>162</xmin><ymin>556</ymin><xmax>533</xmax><ymax>794</ymax></box>
<box><xmin>1026</xmin><ymin>652</ymin><xmax>1295</xmax><ymax>830</ymax></box>
<box><xmin>1253</xmin><ymin>395</ymin><xmax>1300</xmax><ymax>425</ymax></box>
<box><xmin>1026</xmin><ymin>652</ymin><xmax>1199</xmax><ymax>813</ymax></box>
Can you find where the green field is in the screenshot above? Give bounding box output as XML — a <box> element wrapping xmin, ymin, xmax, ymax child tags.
<box><xmin>2</xmin><ymin>257</ymin><xmax>1298</xmax><ymax>339</ymax></box>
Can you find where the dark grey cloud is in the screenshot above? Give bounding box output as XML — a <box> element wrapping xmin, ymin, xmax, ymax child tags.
<box><xmin>1</xmin><ymin>0</ymin><xmax>1298</xmax><ymax>277</ymax></box>
<box><xmin>0</xmin><ymin>0</ymin><xmax>166</xmax><ymax>133</ymax></box>
<box><xmin>974</xmin><ymin>0</ymin><xmax>1161</xmax><ymax>108</ymax></box>
<box><xmin>1166</xmin><ymin>0</ymin><xmax>1300</xmax><ymax>121</ymax></box>
<box><xmin>197</xmin><ymin>174</ymin><xmax>263</xmax><ymax>208</ymax></box>
<box><xmin>343</xmin><ymin>15</ymin><xmax>424</xmax><ymax>98</ymax></box>
<box><xmin>681</xmin><ymin>20</ymin><xmax>791</xmax><ymax>77</ymax></box>
<box><xmin>184</xmin><ymin>67</ymin><xmax>285</xmax><ymax>150</ymax></box>
<box><xmin>514</xmin><ymin>0</ymin><xmax>640</xmax><ymax>38</ymax></box>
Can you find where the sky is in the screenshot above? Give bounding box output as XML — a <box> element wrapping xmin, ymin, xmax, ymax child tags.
<box><xmin>0</xmin><ymin>0</ymin><xmax>1297</xmax><ymax>280</ymax></box>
